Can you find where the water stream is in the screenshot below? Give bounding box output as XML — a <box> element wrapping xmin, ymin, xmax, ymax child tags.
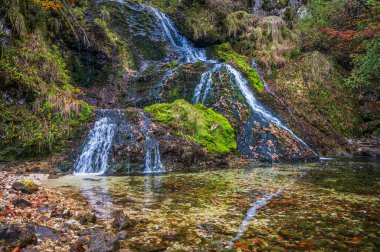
<box><xmin>74</xmin><ymin>110</ymin><xmax>119</xmax><ymax>175</ymax></box>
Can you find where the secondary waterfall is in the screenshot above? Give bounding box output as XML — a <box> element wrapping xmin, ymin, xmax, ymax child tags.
<box><xmin>140</xmin><ymin>112</ymin><xmax>165</xmax><ymax>173</ymax></box>
<box><xmin>74</xmin><ymin>111</ymin><xmax>117</xmax><ymax>175</ymax></box>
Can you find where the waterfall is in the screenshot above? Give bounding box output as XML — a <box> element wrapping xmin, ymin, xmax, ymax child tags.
<box><xmin>140</xmin><ymin>113</ymin><xmax>165</xmax><ymax>173</ymax></box>
<box><xmin>74</xmin><ymin>113</ymin><xmax>117</xmax><ymax>175</ymax></box>
<box><xmin>252</xmin><ymin>0</ymin><xmax>265</xmax><ymax>16</ymax></box>
<box><xmin>147</xmin><ymin>6</ymin><xmax>206</xmax><ymax>63</ymax></box>
<box><xmin>128</xmin><ymin>0</ymin><xmax>317</xmax><ymax>158</ymax></box>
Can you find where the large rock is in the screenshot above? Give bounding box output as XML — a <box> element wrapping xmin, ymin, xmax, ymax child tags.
<box><xmin>0</xmin><ymin>223</ymin><xmax>37</xmax><ymax>251</ymax></box>
<box><xmin>111</xmin><ymin>210</ymin><xmax>130</xmax><ymax>231</ymax></box>
<box><xmin>11</xmin><ymin>180</ymin><xmax>38</xmax><ymax>194</ymax></box>
<box><xmin>13</xmin><ymin>199</ymin><xmax>32</xmax><ymax>208</ymax></box>
<box><xmin>71</xmin><ymin>229</ymin><xmax>119</xmax><ymax>252</ymax></box>
<box><xmin>348</xmin><ymin>138</ymin><xmax>380</xmax><ymax>158</ymax></box>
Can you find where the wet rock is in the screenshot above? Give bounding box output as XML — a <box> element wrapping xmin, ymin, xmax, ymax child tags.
<box><xmin>117</xmin><ymin>231</ymin><xmax>127</xmax><ymax>240</ymax></box>
<box><xmin>0</xmin><ymin>223</ymin><xmax>37</xmax><ymax>251</ymax></box>
<box><xmin>50</xmin><ymin>208</ymin><xmax>72</xmax><ymax>218</ymax></box>
<box><xmin>78</xmin><ymin>212</ymin><xmax>97</xmax><ymax>225</ymax></box>
<box><xmin>26</xmin><ymin>222</ymin><xmax>60</xmax><ymax>241</ymax></box>
<box><xmin>111</xmin><ymin>210</ymin><xmax>130</xmax><ymax>231</ymax></box>
<box><xmin>13</xmin><ymin>199</ymin><xmax>32</xmax><ymax>208</ymax></box>
<box><xmin>11</xmin><ymin>180</ymin><xmax>38</xmax><ymax>194</ymax></box>
<box><xmin>71</xmin><ymin>229</ymin><xmax>119</xmax><ymax>252</ymax></box>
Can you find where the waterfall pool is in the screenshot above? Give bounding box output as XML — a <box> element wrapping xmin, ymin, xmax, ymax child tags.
<box><xmin>43</xmin><ymin>158</ymin><xmax>380</xmax><ymax>251</ymax></box>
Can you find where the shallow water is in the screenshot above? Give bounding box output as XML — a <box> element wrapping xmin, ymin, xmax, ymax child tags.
<box><xmin>44</xmin><ymin>159</ymin><xmax>380</xmax><ymax>251</ymax></box>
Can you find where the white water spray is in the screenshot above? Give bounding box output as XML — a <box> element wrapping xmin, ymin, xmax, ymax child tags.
<box><xmin>74</xmin><ymin>116</ymin><xmax>116</xmax><ymax>175</ymax></box>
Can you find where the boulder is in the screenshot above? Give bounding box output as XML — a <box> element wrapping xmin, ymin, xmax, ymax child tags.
<box><xmin>0</xmin><ymin>223</ymin><xmax>37</xmax><ymax>251</ymax></box>
<box><xmin>11</xmin><ymin>180</ymin><xmax>38</xmax><ymax>194</ymax></box>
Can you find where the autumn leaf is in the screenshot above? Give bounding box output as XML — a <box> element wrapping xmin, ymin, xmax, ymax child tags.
<box><xmin>252</xmin><ymin>237</ymin><xmax>262</xmax><ymax>244</ymax></box>
<box><xmin>300</xmin><ymin>241</ymin><xmax>313</xmax><ymax>247</ymax></box>
<box><xmin>348</xmin><ymin>237</ymin><xmax>361</xmax><ymax>244</ymax></box>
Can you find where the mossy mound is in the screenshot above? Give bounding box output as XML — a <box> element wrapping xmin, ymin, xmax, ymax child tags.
<box><xmin>214</xmin><ymin>43</ymin><xmax>264</xmax><ymax>92</ymax></box>
<box><xmin>144</xmin><ymin>99</ymin><xmax>237</xmax><ymax>154</ymax></box>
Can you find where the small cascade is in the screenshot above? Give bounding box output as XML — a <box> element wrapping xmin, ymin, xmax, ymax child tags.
<box><xmin>251</xmin><ymin>58</ymin><xmax>273</xmax><ymax>93</ymax></box>
<box><xmin>74</xmin><ymin>111</ymin><xmax>118</xmax><ymax>175</ymax></box>
<box><xmin>140</xmin><ymin>113</ymin><xmax>165</xmax><ymax>173</ymax></box>
<box><xmin>252</xmin><ymin>0</ymin><xmax>265</xmax><ymax>16</ymax></box>
<box><xmin>146</xmin><ymin>6</ymin><xmax>206</xmax><ymax>63</ymax></box>
<box><xmin>192</xmin><ymin>63</ymin><xmax>224</xmax><ymax>104</ymax></box>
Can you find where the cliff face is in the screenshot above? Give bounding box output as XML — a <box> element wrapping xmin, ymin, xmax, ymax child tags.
<box><xmin>0</xmin><ymin>0</ymin><xmax>378</xmax><ymax>162</ymax></box>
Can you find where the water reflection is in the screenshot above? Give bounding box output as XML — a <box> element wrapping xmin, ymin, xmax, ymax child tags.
<box><xmin>43</xmin><ymin>160</ymin><xmax>380</xmax><ymax>251</ymax></box>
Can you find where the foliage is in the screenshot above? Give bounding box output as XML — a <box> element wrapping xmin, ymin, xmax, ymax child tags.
<box><xmin>214</xmin><ymin>43</ymin><xmax>264</xmax><ymax>92</ymax></box>
<box><xmin>0</xmin><ymin>33</ymin><xmax>92</xmax><ymax>160</ymax></box>
<box><xmin>297</xmin><ymin>0</ymin><xmax>380</xmax><ymax>96</ymax></box>
<box><xmin>145</xmin><ymin>99</ymin><xmax>237</xmax><ymax>154</ymax></box>
<box><xmin>33</xmin><ymin>0</ymin><xmax>79</xmax><ymax>11</ymax></box>
<box><xmin>347</xmin><ymin>37</ymin><xmax>380</xmax><ymax>95</ymax></box>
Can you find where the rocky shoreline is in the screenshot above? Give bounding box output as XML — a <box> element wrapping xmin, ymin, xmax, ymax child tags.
<box><xmin>0</xmin><ymin>171</ymin><xmax>123</xmax><ymax>252</ymax></box>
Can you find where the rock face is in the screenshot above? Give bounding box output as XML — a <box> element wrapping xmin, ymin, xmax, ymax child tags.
<box><xmin>348</xmin><ymin>138</ymin><xmax>380</xmax><ymax>158</ymax></box>
<box><xmin>99</xmin><ymin>108</ymin><xmax>212</xmax><ymax>174</ymax></box>
<box><xmin>11</xmin><ymin>180</ymin><xmax>38</xmax><ymax>194</ymax></box>
<box><xmin>0</xmin><ymin>223</ymin><xmax>37</xmax><ymax>251</ymax></box>
<box><xmin>71</xmin><ymin>229</ymin><xmax>119</xmax><ymax>252</ymax></box>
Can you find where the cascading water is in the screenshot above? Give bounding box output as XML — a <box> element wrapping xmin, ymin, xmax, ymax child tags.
<box><xmin>74</xmin><ymin>111</ymin><xmax>118</xmax><ymax>175</ymax></box>
<box><xmin>127</xmin><ymin>0</ymin><xmax>317</xmax><ymax>160</ymax></box>
<box><xmin>140</xmin><ymin>112</ymin><xmax>165</xmax><ymax>173</ymax></box>
<box><xmin>146</xmin><ymin>6</ymin><xmax>206</xmax><ymax>63</ymax></box>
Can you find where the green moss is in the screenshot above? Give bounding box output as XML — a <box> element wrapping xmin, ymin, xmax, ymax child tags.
<box><xmin>165</xmin><ymin>61</ymin><xmax>180</xmax><ymax>69</ymax></box>
<box><xmin>214</xmin><ymin>43</ymin><xmax>264</xmax><ymax>92</ymax></box>
<box><xmin>145</xmin><ymin>99</ymin><xmax>237</xmax><ymax>154</ymax></box>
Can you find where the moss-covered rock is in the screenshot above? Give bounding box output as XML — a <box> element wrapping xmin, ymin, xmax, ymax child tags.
<box><xmin>11</xmin><ymin>180</ymin><xmax>39</xmax><ymax>194</ymax></box>
<box><xmin>145</xmin><ymin>99</ymin><xmax>237</xmax><ymax>154</ymax></box>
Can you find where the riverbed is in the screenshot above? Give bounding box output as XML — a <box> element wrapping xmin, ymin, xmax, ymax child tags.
<box><xmin>43</xmin><ymin>158</ymin><xmax>380</xmax><ymax>251</ymax></box>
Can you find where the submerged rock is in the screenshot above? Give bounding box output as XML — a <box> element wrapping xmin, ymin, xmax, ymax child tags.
<box><xmin>78</xmin><ymin>212</ymin><xmax>97</xmax><ymax>225</ymax></box>
<box><xmin>0</xmin><ymin>223</ymin><xmax>37</xmax><ymax>251</ymax></box>
<box><xmin>72</xmin><ymin>229</ymin><xmax>119</xmax><ymax>252</ymax></box>
<box><xmin>111</xmin><ymin>210</ymin><xmax>130</xmax><ymax>231</ymax></box>
<box><xmin>50</xmin><ymin>208</ymin><xmax>72</xmax><ymax>219</ymax></box>
<box><xmin>11</xmin><ymin>180</ymin><xmax>39</xmax><ymax>194</ymax></box>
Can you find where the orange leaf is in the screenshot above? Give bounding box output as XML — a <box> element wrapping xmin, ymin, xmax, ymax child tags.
<box><xmin>300</xmin><ymin>241</ymin><xmax>313</xmax><ymax>247</ymax></box>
